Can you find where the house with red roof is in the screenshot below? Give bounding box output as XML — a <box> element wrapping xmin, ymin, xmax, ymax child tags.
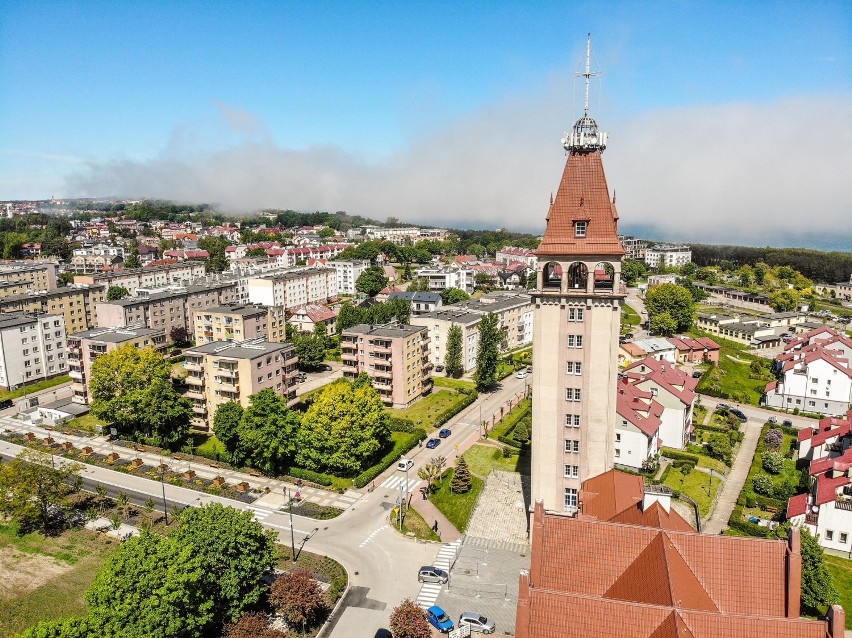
<box><xmin>516</xmin><ymin>470</ymin><xmax>845</xmax><ymax>638</ymax></box>
<box><xmin>622</xmin><ymin>356</ymin><xmax>698</xmax><ymax>449</ymax></box>
<box><xmin>788</xmin><ymin>409</ymin><xmax>852</xmax><ymax>553</ymax></box>
<box><xmin>668</xmin><ymin>335</ymin><xmax>720</xmax><ymax>365</ymax></box>
<box><xmin>614</xmin><ymin>378</ymin><xmax>663</xmax><ymax>470</ymax></box>
<box><xmin>287</xmin><ymin>303</ymin><xmax>338</xmax><ymax>334</ymax></box>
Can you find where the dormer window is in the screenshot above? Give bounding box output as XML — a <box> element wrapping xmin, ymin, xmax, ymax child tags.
<box><xmin>575</xmin><ymin>221</ymin><xmax>587</xmax><ymax>238</ymax></box>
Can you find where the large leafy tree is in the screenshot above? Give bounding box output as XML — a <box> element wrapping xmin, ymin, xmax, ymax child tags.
<box><xmin>106</xmin><ymin>285</ymin><xmax>130</xmax><ymax>301</ymax></box>
<box><xmin>474</xmin><ymin>313</ymin><xmax>500</xmax><ymax>391</ymax></box>
<box><xmin>213</xmin><ymin>401</ymin><xmax>244</xmax><ymax>464</ymax></box>
<box><xmin>649</xmin><ymin>311</ymin><xmax>677</xmax><ymax>337</ymax></box>
<box><xmin>768</xmin><ymin>289</ymin><xmax>801</xmax><ymax>312</ymax></box>
<box><xmin>89</xmin><ymin>345</ymin><xmax>191</xmax><ymax>447</ymax></box>
<box><xmin>444</xmin><ymin>324</ymin><xmax>464</xmax><ymax>377</ymax></box>
<box><xmin>644</xmin><ymin>283</ymin><xmax>695</xmax><ymax>333</ymax></box>
<box><xmin>389</xmin><ymin>598</ymin><xmax>432</xmax><ymax>638</ymax></box>
<box><xmin>18</xmin><ymin>618</ymin><xmax>92</xmax><ymax>638</ymax></box>
<box><xmin>440</xmin><ymin>287</ymin><xmax>470</xmax><ymax>305</ymax></box>
<box><xmin>197</xmin><ymin>235</ymin><xmax>230</xmax><ymax>272</ymax></box>
<box><xmin>0</xmin><ymin>449</ymin><xmax>82</xmax><ymax>533</ymax></box>
<box><xmin>268</xmin><ymin>568</ymin><xmax>328</xmax><ymax>629</ymax></box>
<box><xmin>171</xmin><ymin>503</ymin><xmax>277</xmax><ymax>626</ymax></box>
<box><xmin>238</xmin><ymin>389</ymin><xmax>302</xmax><ymax>474</ymax></box>
<box><xmin>297</xmin><ymin>380</ymin><xmax>389</xmax><ymax>474</ymax></box>
<box><xmin>295</xmin><ymin>334</ymin><xmax>326</xmax><ymax>369</ymax></box>
<box><xmin>355</xmin><ymin>266</ymin><xmax>389</xmax><ymax>297</ymax></box>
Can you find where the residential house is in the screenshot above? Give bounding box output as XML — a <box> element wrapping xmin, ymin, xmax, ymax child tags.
<box><xmin>287</xmin><ymin>304</ymin><xmax>338</xmax><ymax>333</ymax></box>
<box><xmin>0</xmin><ymin>312</ymin><xmax>68</xmax><ymax>391</ymax></box>
<box><xmin>644</xmin><ymin>244</ymin><xmax>692</xmax><ymax>268</ymax></box>
<box><xmin>668</xmin><ymin>335</ymin><xmax>721</xmax><ymax>365</ymax></box>
<box><xmin>630</xmin><ymin>337</ymin><xmax>677</xmax><ymax>363</ymax></box>
<box><xmin>496</xmin><ymin>247</ymin><xmax>537</xmax><ymax>269</ymax></box>
<box><xmin>413</xmin><ymin>265</ymin><xmax>475</xmax><ymax>294</ymax></box>
<box><xmin>614</xmin><ymin>378</ymin><xmax>663</xmax><ymax>470</ymax></box>
<box><xmin>387</xmin><ymin>291</ymin><xmax>442</xmax><ymax>315</ymax></box>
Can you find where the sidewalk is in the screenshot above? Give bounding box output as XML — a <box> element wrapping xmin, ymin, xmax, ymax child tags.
<box><xmin>412</xmin><ymin>494</ymin><xmax>460</xmax><ymax>542</ymax></box>
<box><xmin>702</xmin><ymin>419</ymin><xmax>762</xmax><ymax>534</ymax></box>
<box><xmin>0</xmin><ymin>415</ymin><xmax>361</xmax><ymax>511</ymax></box>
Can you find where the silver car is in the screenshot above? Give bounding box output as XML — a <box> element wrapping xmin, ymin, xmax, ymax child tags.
<box><xmin>418</xmin><ymin>566</ymin><xmax>449</xmax><ymax>584</ymax></box>
<box><xmin>459</xmin><ymin>612</ymin><xmax>495</xmax><ymax>634</ymax></box>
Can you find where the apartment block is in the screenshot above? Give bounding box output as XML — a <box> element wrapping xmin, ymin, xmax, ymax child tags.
<box><xmin>183</xmin><ymin>339</ymin><xmax>298</xmax><ymax>431</ymax></box>
<box><xmin>246</xmin><ymin>266</ymin><xmax>338</xmax><ymax>309</ymax></box>
<box><xmin>193</xmin><ymin>304</ymin><xmax>287</xmax><ymax>345</ymax></box>
<box><xmin>413</xmin><ymin>265</ymin><xmax>475</xmax><ymax>294</ymax></box>
<box><xmin>341</xmin><ymin>323</ymin><xmax>432</xmax><ymax>407</ymax></box>
<box><xmin>0</xmin><ymin>285</ymin><xmax>106</xmax><ymax>334</ymax></box>
<box><xmin>67</xmin><ymin>326</ymin><xmax>167</xmax><ymax>404</ymax></box>
<box><xmin>0</xmin><ymin>312</ymin><xmax>67</xmax><ymax>391</ymax></box>
<box><xmin>455</xmin><ymin>291</ymin><xmax>534</xmax><ymax>352</ymax></box>
<box><xmin>644</xmin><ymin>244</ymin><xmax>692</xmax><ymax>269</ymax></box>
<box><xmin>74</xmin><ymin>262</ymin><xmax>206</xmax><ymax>291</ymax></box>
<box><xmin>0</xmin><ymin>260</ymin><xmax>59</xmax><ymax>292</ymax></box>
<box><xmin>95</xmin><ymin>282</ymin><xmax>237</xmax><ymax>342</ymax></box>
<box><xmin>411</xmin><ymin>308</ymin><xmax>482</xmax><ymax>372</ymax></box>
<box><xmin>617</xmin><ymin>235</ymin><xmax>647</xmax><ymax>260</ymax></box>
<box><xmin>331</xmin><ymin>260</ymin><xmax>370</xmax><ymax>295</ymax></box>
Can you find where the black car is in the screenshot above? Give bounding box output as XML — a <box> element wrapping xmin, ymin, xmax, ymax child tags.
<box><xmin>692</xmin><ymin>370</ymin><xmax>703</xmax><ymax>378</ymax></box>
<box><xmin>426</xmin><ymin>438</ymin><xmax>441</xmax><ymax>449</ymax></box>
<box><xmin>730</xmin><ymin>408</ymin><xmax>748</xmax><ymax>422</ymax></box>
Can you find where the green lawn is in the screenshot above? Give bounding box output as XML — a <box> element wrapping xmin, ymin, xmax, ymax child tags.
<box><xmin>429</xmin><ymin>469</ymin><xmax>484</xmax><ymax>533</ymax></box>
<box><xmin>432</xmin><ymin>377</ymin><xmax>476</xmax><ymax>391</ymax></box>
<box><xmin>463</xmin><ymin>443</ymin><xmax>530</xmax><ymax>477</ymax></box>
<box><xmin>824</xmin><ymin>555</ymin><xmax>852</xmax><ymax>628</ymax></box>
<box><xmin>394</xmin><ymin>504</ymin><xmax>440</xmax><ymax>542</ymax></box>
<box><xmin>190</xmin><ymin>433</ymin><xmax>225</xmax><ymax>461</ymax></box>
<box><xmin>738</xmin><ymin>424</ymin><xmax>801</xmax><ymax>521</ymax></box>
<box><xmin>0</xmin><ymin>376</ymin><xmax>70</xmax><ymax>402</ymax></box>
<box><xmin>0</xmin><ymin>522</ymin><xmax>117</xmax><ymax>638</ymax></box>
<box><xmin>663</xmin><ymin>468</ymin><xmax>722</xmax><ymax>517</ymax></box>
<box><xmin>387</xmin><ymin>390</ymin><xmax>468</xmax><ymax>430</ymax></box>
<box><xmin>622</xmin><ymin>305</ymin><xmax>641</xmax><ymax>328</ymax></box>
<box><xmin>690</xmin><ymin>328</ymin><xmax>769</xmax><ymax>405</ymax></box>
<box><xmin>65</xmin><ymin>414</ymin><xmax>105</xmax><ymax>435</ymax></box>
<box><xmin>692</xmin><ymin>404</ymin><xmax>708</xmax><ymax>426</ymax></box>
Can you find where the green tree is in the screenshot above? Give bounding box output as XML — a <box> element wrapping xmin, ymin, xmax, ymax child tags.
<box><xmin>407</xmin><ymin>277</ymin><xmax>430</xmax><ymax>292</ymax></box>
<box><xmin>171</xmin><ymin>503</ymin><xmax>277</xmax><ymax>626</ymax></box>
<box><xmin>296</xmin><ymin>379</ymin><xmax>390</xmax><ymax>474</ymax></box>
<box><xmin>0</xmin><ymin>449</ymin><xmax>82</xmax><ymax>533</ymax></box>
<box><xmin>296</xmin><ymin>335</ymin><xmax>326</xmax><ymax>369</ymax></box>
<box><xmin>761</xmin><ymin>451</ymin><xmax>784</xmax><ymax>474</ymax></box>
<box><xmin>440</xmin><ymin>287</ymin><xmax>470</xmax><ymax>305</ymax></box>
<box><xmin>268</xmin><ymin>568</ymin><xmax>328</xmax><ymax>629</ymax></box>
<box><xmin>213</xmin><ymin>401</ymin><xmax>244</xmax><ymax>464</ymax></box>
<box><xmin>621</xmin><ymin>259</ymin><xmax>647</xmax><ymax>286</ymax></box>
<box><xmin>794</xmin><ymin>527</ymin><xmax>840</xmax><ymax>614</ymax></box>
<box><xmin>89</xmin><ymin>345</ymin><xmax>191</xmax><ymax>447</ymax></box>
<box><xmin>706</xmin><ymin>433</ymin><xmax>732</xmax><ymax>464</ymax></box>
<box><xmin>238</xmin><ymin>389</ymin><xmax>302</xmax><ymax>474</ymax></box>
<box><xmin>649</xmin><ymin>310</ymin><xmax>678</xmax><ymax>336</ymax></box>
<box><xmin>525</xmin><ymin>271</ymin><xmax>537</xmax><ymax>289</ymax></box>
<box><xmin>768</xmin><ymin>289</ymin><xmax>801</xmax><ymax>312</ymax></box>
<box><xmin>389</xmin><ymin>599</ymin><xmax>432</xmax><ymax>638</ymax></box>
<box><xmin>86</xmin><ymin>531</ymin><xmax>214</xmax><ymax>637</ymax></box>
<box><xmin>169</xmin><ymin>326</ymin><xmax>190</xmax><ymax>346</ymax></box>
<box><xmin>106</xmin><ymin>285</ymin><xmax>130</xmax><ymax>301</ymax></box>
<box><xmin>124</xmin><ymin>251</ymin><xmax>141</xmax><ymax>269</ymax></box>
<box><xmin>245</xmin><ymin>247</ymin><xmax>268</xmax><ymax>257</ymax></box>
<box><xmin>355</xmin><ymin>266</ymin><xmax>389</xmax><ymax>297</ymax></box>
<box><xmin>451</xmin><ymin>456</ymin><xmax>472</xmax><ymax>493</ymax></box>
<box><xmin>474</xmin><ymin>313</ymin><xmax>500</xmax><ymax>391</ymax></box>
<box><xmin>18</xmin><ymin>618</ymin><xmax>92</xmax><ymax>638</ymax></box>
<box><xmin>513</xmin><ymin>420</ymin><xmax>530</xmax><ymax>443</ymax></box>
<box><xmin>645</xmin><ymin>283</ymin><xmax>695</xmax><ymax>332</ymax></box>
<box><xmin>752</xmin><ymin>473</ymin><xmax>773</xmax><ymax>495</ymax></box>
<box><xmin>417</xmin><ymin>456</ymin><xmax>446</xmax><ymax>493</ymax></box>
<box><xmin>444</xmin><ymin>325</ymin><xmax>464</xmax><ymax>377</ymax></box>
<box><xmin>198</xmin><ymin>235</ymin><xmax>231</xmax><ymax>272</ymax></box>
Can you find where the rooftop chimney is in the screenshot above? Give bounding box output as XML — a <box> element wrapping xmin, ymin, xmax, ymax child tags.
<box><xmin>785</xmin><ymin>526</ymin><xmax>802</xmax><ymax>618</ymax></box>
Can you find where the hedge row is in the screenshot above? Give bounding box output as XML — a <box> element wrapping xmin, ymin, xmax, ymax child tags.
<box><xmin>388</xmin><ymin>416</ymin><xmax>417</xmax><ymax>433</ymax></box>
<box><xmin>497</xmin><ymin>434</ymin><xmax>524</xmax><ymax>450</ymax></box>
<box><xmin>353</xmin><ymin>429</ymin><xmax>427</xmax><ymax>488</ymax></box>
<box><xmin>434</xmin><ymin>389</ymin><xmax>478</xmax><ymax>427</ymax></box>
<box><xmin>287</xmin><ymin>467</ymin><xmax>334</xmax><ymax>487</ymax></box>
<box><xmin>660</xmin><ymin>448</ymin><xmax>701</xmax><ymax>464</ymax></box>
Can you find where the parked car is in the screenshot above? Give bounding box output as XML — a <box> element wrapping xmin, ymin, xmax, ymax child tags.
<box><xmin>319</xmin><ymin>363</ymin><xmax>332</xmax><ymax>371</ymax></box>
<box><xmin>783</xmin><ymin>419</ymin><xmax>793</xmax><ymax>427</ymax></box>
<box><xmin>768</xmin><ymin>416</ymin><xmax>778</xmax><ymax>423</ymax></box>
<box><xmin>730</xmin><ymin>408</ymin><xmax>747</xmax><ymax>422</ymax></box>
<box><xmin>373</xmin><ymin>630</ymin><xmax>392</xmax><ymax>638</ymax></box>
<box><xmin>426</xmin><ymin>438</ymin><xmax>441</xmax><ymax>449</ymax></box>
<box><xmin>516</xmin><ymin>371</ymin><xmax>527</xmax><ymax>379</ymax></box>
<box><xmin>398</xmin><ymin>459</ymin><xmax>414</xmax><ymax>472</ymax></box>
<box><xmin>435</xmin><ymin>364</ymin><xmax>445</xmax><ymax>372</ymax></box>
<box><xmin>692</xmin><ymin>370</ymin><xmax>703</xmax><ymax>378</ymax></box>
<box><xmin>459</xmin><ymin>612</ymin><xmax>496</xmax><ymax>634</ymax></box>
<box><xmin>418</xmin><ymin>566</ymin><xmax>449</xmax><ymax>584</ymax></box>
<box><xmin>426</xmin><ymin>606</ymin><xmax>454</xmax><ymax>633</ymax></box>
<box><xmin>439</xmin><ymin>428</ymin><xmax>452</xmax><ymax>438</ymax></box>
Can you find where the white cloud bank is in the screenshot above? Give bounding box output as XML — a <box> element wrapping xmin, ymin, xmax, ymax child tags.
<box><xmin>67</xmin><ymin>88</ymin><xmax>852</xmax><ymax>247</ymax></box>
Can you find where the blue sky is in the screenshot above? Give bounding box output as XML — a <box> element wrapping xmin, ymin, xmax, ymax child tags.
<box><xmin>1</xmin><ymin>1</ymin><xmax>850</xmax><ymax>246</ymax></box>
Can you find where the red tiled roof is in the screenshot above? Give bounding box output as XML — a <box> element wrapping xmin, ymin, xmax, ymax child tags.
<box><xmin>536</xmin><ymin>150</ymin><xmax>624</xmax><ymax>257</ymax></box>
<box><xmin>810</xmin><ymin>447</ymin><xmax>852</xmax><ymax>476</ymax></box>
<box><xmin>617</xmin><ymin>379</ymin><xmax>663</xmax><ymax>438</ymax></box>
<box><xmin>621</xmin><ymin>342</ymin><xmax>648</xmax><ymax>357</ymax></box>
<box><xmin>787</xmin><ymin>493</ymin><xmax>808</xmax><ymax>518</ymax></box>
<box><xmin>815</xmin><ymin>473</ymin><xmax>851</xmax><ymax>505</ymax></box>
<box><xmin>623</xmin><ymin>357</ymin><xmax>698</xmax><ymax>406</ymax></box>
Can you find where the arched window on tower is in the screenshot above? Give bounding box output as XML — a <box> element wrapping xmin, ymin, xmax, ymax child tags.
<box><xmin>567</xmin><ymin>262</ymin><xmax>588</xmax><ymax>290</ymax></box>
<box><xmin>543</xmin><ymin>262</ymin><xmax>563</xmax><ymax>289</ymax></box>
<box><xmin>593</xmin><ymin>263</ymin><xmax>615</xmax><ymax>290</ymax></box>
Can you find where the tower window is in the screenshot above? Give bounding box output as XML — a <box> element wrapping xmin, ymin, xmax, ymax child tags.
<box><xmin>566</xmin><ymin>414</ymin><xmax>581</xmax><ymax>427</ymax></box>
<box><xmin>568</xmin><ymin>307</ymin><xmax>584</xmax><ymax>322</ymax></box>
<box><xmin>575</xmin><ymin>221</ymin><xmax>587</xmax><ymax>238</ymax></box>
<box><xmin>565</xmin><ymin>440</ymin><xmax>580</xmax><ymax>453</ymax></box>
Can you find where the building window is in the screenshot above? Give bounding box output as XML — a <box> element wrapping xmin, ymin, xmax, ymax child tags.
<box><xmin>615</xmin><ymin>433</ymin><xmax>621</xmax><ymax>443</ymax></box>
<box><xmin>564</xmin><ymin>488</ymin><xmax>578</xmax><ymax>510</ymax></box>
<box><xmin>566</xmin><ymin>388</ymin><xmax>581</xmax><ymax>401</ymax></box>
<box><xmin>566</xmin><ymin>414</ymin><xmax>580</xmax><ymax>427</ymax></box>
<box><xmin>575</xmin><ymin>221</ymin><xmax>587</xmax><ymax>238</ymax></box>
<box><xmin>564</xmin><ymin>440</ymin><xmax>580</xmax><ymax>453</ymax></box>
<box><xmin>566</xmin><ymin>335</ymin><xmax>584</xmax><ymax>348</ymax></box>
<box><xmin>841</xmin><ymin>533</ymin><xmax>848</xmax><ymax>544</ymax></box>
<box><xmin>564</xmin><ymin>465</ymin><xmax>579</xmax><ymax>479</ymax></box>
<box><xmin>568</xmin><ymin>307</ymin><xmax>584</xmax><ymax>322</ymax></box>
<box><xmin>826</xmin><ymin>530</ymin><xmax>834</xmax><ymax>541</ymax></box>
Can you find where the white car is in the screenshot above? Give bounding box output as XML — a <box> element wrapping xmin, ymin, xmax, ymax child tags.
<box><xmin>398</xmin><ymin>459</ymin><xmax>414</xmax><ymax>471</ymax></box>
<box><xmin>516</xmin><ymin>371</ymin><xmax>528</xmax><ymax>379</ymax></box>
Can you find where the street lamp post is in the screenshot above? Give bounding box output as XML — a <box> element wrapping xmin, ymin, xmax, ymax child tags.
<box><xmin>288</xmin><ymin>488</ymin><xmax>296</xmax><ymax>561</ymax></box>
<box><xmin>160</xmin><ymin>467</ymin><xmax>169</xmax><ymax>525</ymax></box>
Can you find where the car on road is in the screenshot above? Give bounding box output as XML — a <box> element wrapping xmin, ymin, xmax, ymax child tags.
<box><xmin>398</xmin><ymin>459</ymin><xmax>414</xmax><ymax>471</ymax></box>
<box><xmin>318</xmin><ymin>363</ymin><xmax>332</xmax><ymax>371</ymax></box>
<box><xmin>459</xmin><ymin>612</ymin><xmax>496</xmax><ymax>634</ymax></box>
<box><xmin>373</xmin><ymin>630</ymin><xmax>392</xmax><ymax>638</ymax></box>
<box><xmin>783</xmin><ymin>419</ymin><xmax>793</xmax><ymax>427</ymax></box>
<box><xmin>418</xmin><ymin>566</ymin><xmax>449</xmax><ymax>584</ymax></box>
<box><xmin>730</xmin><ymin>408</ymin><xmax>747</xmax><ymax>422</ymax></box>
<box><xmin>439</xmin><ymin>428</ymin><xmax>452</xmax><ymax>438</ymax></box>
<box><xmin>426</xmin><ymin>438</ymin><xmax>441</xmax><ymax>449</ymax></box>
<box><xmin>516</xmin><ymin>370</ymin><xmax>528</xmax><ymax>379</ymax></box>
<box><xmin>435</xmin><ymin>364</ymin><xmax>445</xmax><ymax>372</ymax></box>
<box><xmin>426</xmin><ymin>606</ymin><xmax>454</xmax><ymax>633</ymax></box>
<box><xmin>768</xmin><ymin>416</ymin><xmax>778</xmax><ymax>424</ymax></box>
<box><xmin>297</xmin><ymin>372</ymin><xmax>307</xmax><ymax>382</ymax></box>
<box><xmin>692</xmin><ymin>370</ymin><xmax>703</xmax><ymax>378</ymax></box>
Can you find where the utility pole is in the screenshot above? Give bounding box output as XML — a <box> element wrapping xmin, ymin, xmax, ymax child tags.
<box><xmin>160</xmin><ymin>466</ymin><xmax>169</xmax><ymax>525</ymax></box>
<box><xmin>288</xmin><ymin>487</ymin><xmax>296</xmax><ymax>561</ymax></box>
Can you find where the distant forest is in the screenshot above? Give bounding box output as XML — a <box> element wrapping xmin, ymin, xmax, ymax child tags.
<box><xmin>690</xmin><ymin>244</ymin><xmax>852</xmax><ymax>284</ymax></box>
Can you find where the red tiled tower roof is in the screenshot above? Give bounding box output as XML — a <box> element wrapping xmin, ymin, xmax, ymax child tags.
<box><xmin>536</xmin><ymin>150</ymin><xmax>624</xmax><ymax>257</ymax></box>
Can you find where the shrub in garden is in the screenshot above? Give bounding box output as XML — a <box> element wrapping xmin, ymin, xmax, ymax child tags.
<box><xmin>269</xmin><ymin>568</ymin><xmax>328</xmax><ymax>629</ymax></box>
<box><xmin>764</xmin><ymin>428</ymin><xmax>783</xmax><ymax>451</ymax></box>
<box><xmin>752</xmin><ymin>473</ymin><xmax>773</xmax><ymax>495</ymax></box>
<box><xmin>762</xmin><ymin>451</ymin><xmax>784</xmax><ymax>474</ymax></box>
<box><xmin>390</xmin><ymin>598</ymin><xmax>432</xmax><ymax>638</ymax></box>
<box><xmin>705</xmin><ymin>433</ymin><xmax>732</xmax><ymax>464</ymax></box>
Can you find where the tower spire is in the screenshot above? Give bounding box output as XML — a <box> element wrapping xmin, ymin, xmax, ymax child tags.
<box><xmin>575</xmin><ymin>33</ymin><xmax>600</xmax><ymax>117</ymax></box>
<box><xmin>563</xmin><ymin>33</ymin><xmax>606</xmax><ymax>154</ymax></box>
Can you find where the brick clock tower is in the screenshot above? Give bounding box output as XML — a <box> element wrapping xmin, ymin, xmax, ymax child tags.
<box><xmin>531</xmin><ymin>36</ymin><xmax>625</xmax><ymax>513</ymax></box>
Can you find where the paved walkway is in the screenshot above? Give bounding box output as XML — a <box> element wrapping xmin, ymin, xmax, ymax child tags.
<box><xmin>0</xmin><ymin>415</ymin><xmax>361</xmax><ymax>511</ymax></box>
<box><xmin>702</xmin><ymin>419</ymin><xmax>763</xmax><ymax>534</ymax></box>
<box><xmin>465</xmin><ymin>470</ymin><xmax>530</xmax><ymax>548</ymax></box>
<box><xmin>412</xmin><ymin>493</ymin><xmax>460</xmax><ymax>542</ymax></box>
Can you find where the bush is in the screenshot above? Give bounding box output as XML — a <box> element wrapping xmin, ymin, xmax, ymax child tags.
<box><xmin>761</xmin><ymin>451</ymin><xmax>784</xmax><ymax>474</ymax></box>
<box><xmin>745</xmin><ymin>494</ymin><xmax>757</xmax><ymax>508</ymax></box>
<box><xmin>513</xmin><ymin>421</ymin><xmax>530</xmax><ymax>443</ymax></box>
<box><xmin>660</xmin><ymin>448</ymin><xmax>701</xmax><ymax>464</ymax></box>
<box><xmin>754</xmin><ymin>493</ymin><xmax>785</xmax><ymax>511</ymax></box>
<box><xmin>764</xmin><ymin>428</ymin><xmax>783</xmax><ymax>451</ymax></box>
<box><xmin>772</xmin><ymin>479</ymin><xmax>798</xmax><ymax>500</ymax></box>
<box><xmin>387</xmin><ymin>416</ymin><xmax>417</xmax><ymax>433</ymax></box>
<box><xmin>288</xmin><ymin>467</ymin><xmax>334</xmax><ymax>487</ymax></box>
<box><xmin>353</xmin><ymin>429</ymin><xmax>427</xmax><ymax>488</ymax></box>
<box><xmin>640</xmin><ymin>456</ymin><xmax>660</xmax><ymax>475</ymax></box>
<box><xmin>752</xmin><ymin>473</ymin><xmax>773</xmax><ymax>495</ymax></box>
<box><xmin>705</xmin><ymin>434</ymin><xmax>732</xmax><ymax>464</ymax></box>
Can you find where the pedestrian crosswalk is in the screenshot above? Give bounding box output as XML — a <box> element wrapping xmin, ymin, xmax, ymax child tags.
<box><xmin>415</xmin><ymin>538</ymin><xmax>463</xmax><ymax>609</ymax></box>
<box><xmin>358</xmin><ymin>524</ymin><xmax>388</xmax><ymax>548</ymax></box>
<box><xmin>245</xmin><ymin>504</ymin><xmax>273</xmax><ymax>522</ymax></box>
<box><xmin>379</xmin><ymin>475</ymin><xmax>421</xmax><ymax>492</ymax></box>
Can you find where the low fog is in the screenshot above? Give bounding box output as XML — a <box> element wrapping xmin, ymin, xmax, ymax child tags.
<box><xmin>68</xmin><ymin>88</ymin><xmax>852</xmax><ymax>247</ymax></box>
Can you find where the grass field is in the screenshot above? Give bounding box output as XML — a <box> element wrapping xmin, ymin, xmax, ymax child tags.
<box><xmin>0</xmin><ymin>522</ymin><xmax>117</xmax><ymax>638</ymax></box>
<box><xmin>663</xmin><ymin>468</ymin><xmax>722</xmax><ymax>517</ymax></box>
<box><xmin>463</xmin><ymin>443</ymin><xmax>530</xmax><ymax>477</ymax></box>
<box><xmin>388</xmin><ymin>390</ymin><xmax>469</xmax><ymax>430</ymax></box>
<box><xmin>394</xmin><ymin>504</ymin><xmax>440</xmax><ymax>542</ymax></box>
<box><xmin>65</xmin><ymin>414</ymin><xmax>105</xmax><ymax>435</ymax></box>
<box><xmin>692</xmin><ymin>404</ymin><xmax>708</xmax><ymax>426</ymax></box>
<box><xmin>0</xmin><ymin>376</ymin><xmax>70</xmax><ymax>402</ymax></box>
<box><xmin>690</xmin><ymin>328</ymin><xmax>769</xmax><ymax>405</ymax></box>
<box><xmin>432</xmin><ymin>377</ymin><xmax>476</xmax><ymax>391</ymax></box>
<box><xmin>824</xmin><ymin>555</ymin><xmax>852</xmax><ymax>628</ymax></box>
<box><xmin>622</xmin><ymin>305</ymin><xmax>642</xmax><ymax>332</ymax></box>
<box><xmin>429</xmin><ymin>469</ymin><xmax>484</xmax><ymax>533</ymax></box>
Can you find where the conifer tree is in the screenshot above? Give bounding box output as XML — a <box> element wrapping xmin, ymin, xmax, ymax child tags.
<box><xmin>451</xmin><ymin>456</ymin><xmax>472</xmax><ymax>494</ymax></box>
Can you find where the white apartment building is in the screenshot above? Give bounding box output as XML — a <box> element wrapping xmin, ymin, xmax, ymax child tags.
<box><xmin>412</xmin><ymin>308</ymin><xmax>482</xmax><ymax>373</ymax></box>
<box><xmin>247</xmin><ymin>266</ymin><xmax>338</xmax><ymax>310</ymax></box>
<box><xmin>644</xmin><ymin>245</ymin><xmax>692</xmax><ymax>269</ymax></box>
<box><xmin>331</xmin><ymin>260</ymin><xmax>370</xmax><ymax>295</ymax></box>
<box><xmin>74</xmin><ymin>263</ymin><xmax>206</xmax><ymax>292</ymax></box>
<box><xmin>614</xmin><ymin>378</ymin><xmax>663</xmax><ymax>470</ymax></box>
<box><xmin>0</xmin><ymin>312</ymin><xmax>67</xmax><ymax>390</ymax></box>
<box><xmin>348</xmin><ymin>225</ymin><xmax>449</xmax><ymax>245</ymax></box>
<box><xmin>413</xmin><ymin>266</ymin><xmax>475</xmax><ymax>295</ymax></box>
<box><xmin>72</xmin><ymin>243</ymin><xmax>126</xmax><ymax>259</ymax></box>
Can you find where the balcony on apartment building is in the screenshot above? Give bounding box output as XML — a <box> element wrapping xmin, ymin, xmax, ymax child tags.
<box><xmin>191</xmin><ymin>402</ymin><xmax>207</xmax><ymax>415</ymax></box>
<box><xmin>284</xmin><ymin>353</ymin><xmax>298</xmax><ymax>367</ymax></box>
<box><xmin>90</xmin><ymin>344</ymin><xmax>108</xmax><ymax>354</ymax></box>
<box><xmin>184</xmin><ymin>358</ymin><xmax>203</xmax><ymax>371</ymax></box>
<box><xmin>372</xmin><ymin>365</ymin><xmax>393</xmax><ymax>379</ymax></box>
<box><xmin>185</xmin><ymin>388</ymin><xmax>204</xmax><ymax>400</ymax></box>
<box><xmin>369</xmin><ymin>340</ymin><xmax>392</xmax><ymax>353</ymax></box>
<box><xmin>68</xmin><ymin>369</ymin><xmax>84</xmax><ymax>381</ymax></box>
